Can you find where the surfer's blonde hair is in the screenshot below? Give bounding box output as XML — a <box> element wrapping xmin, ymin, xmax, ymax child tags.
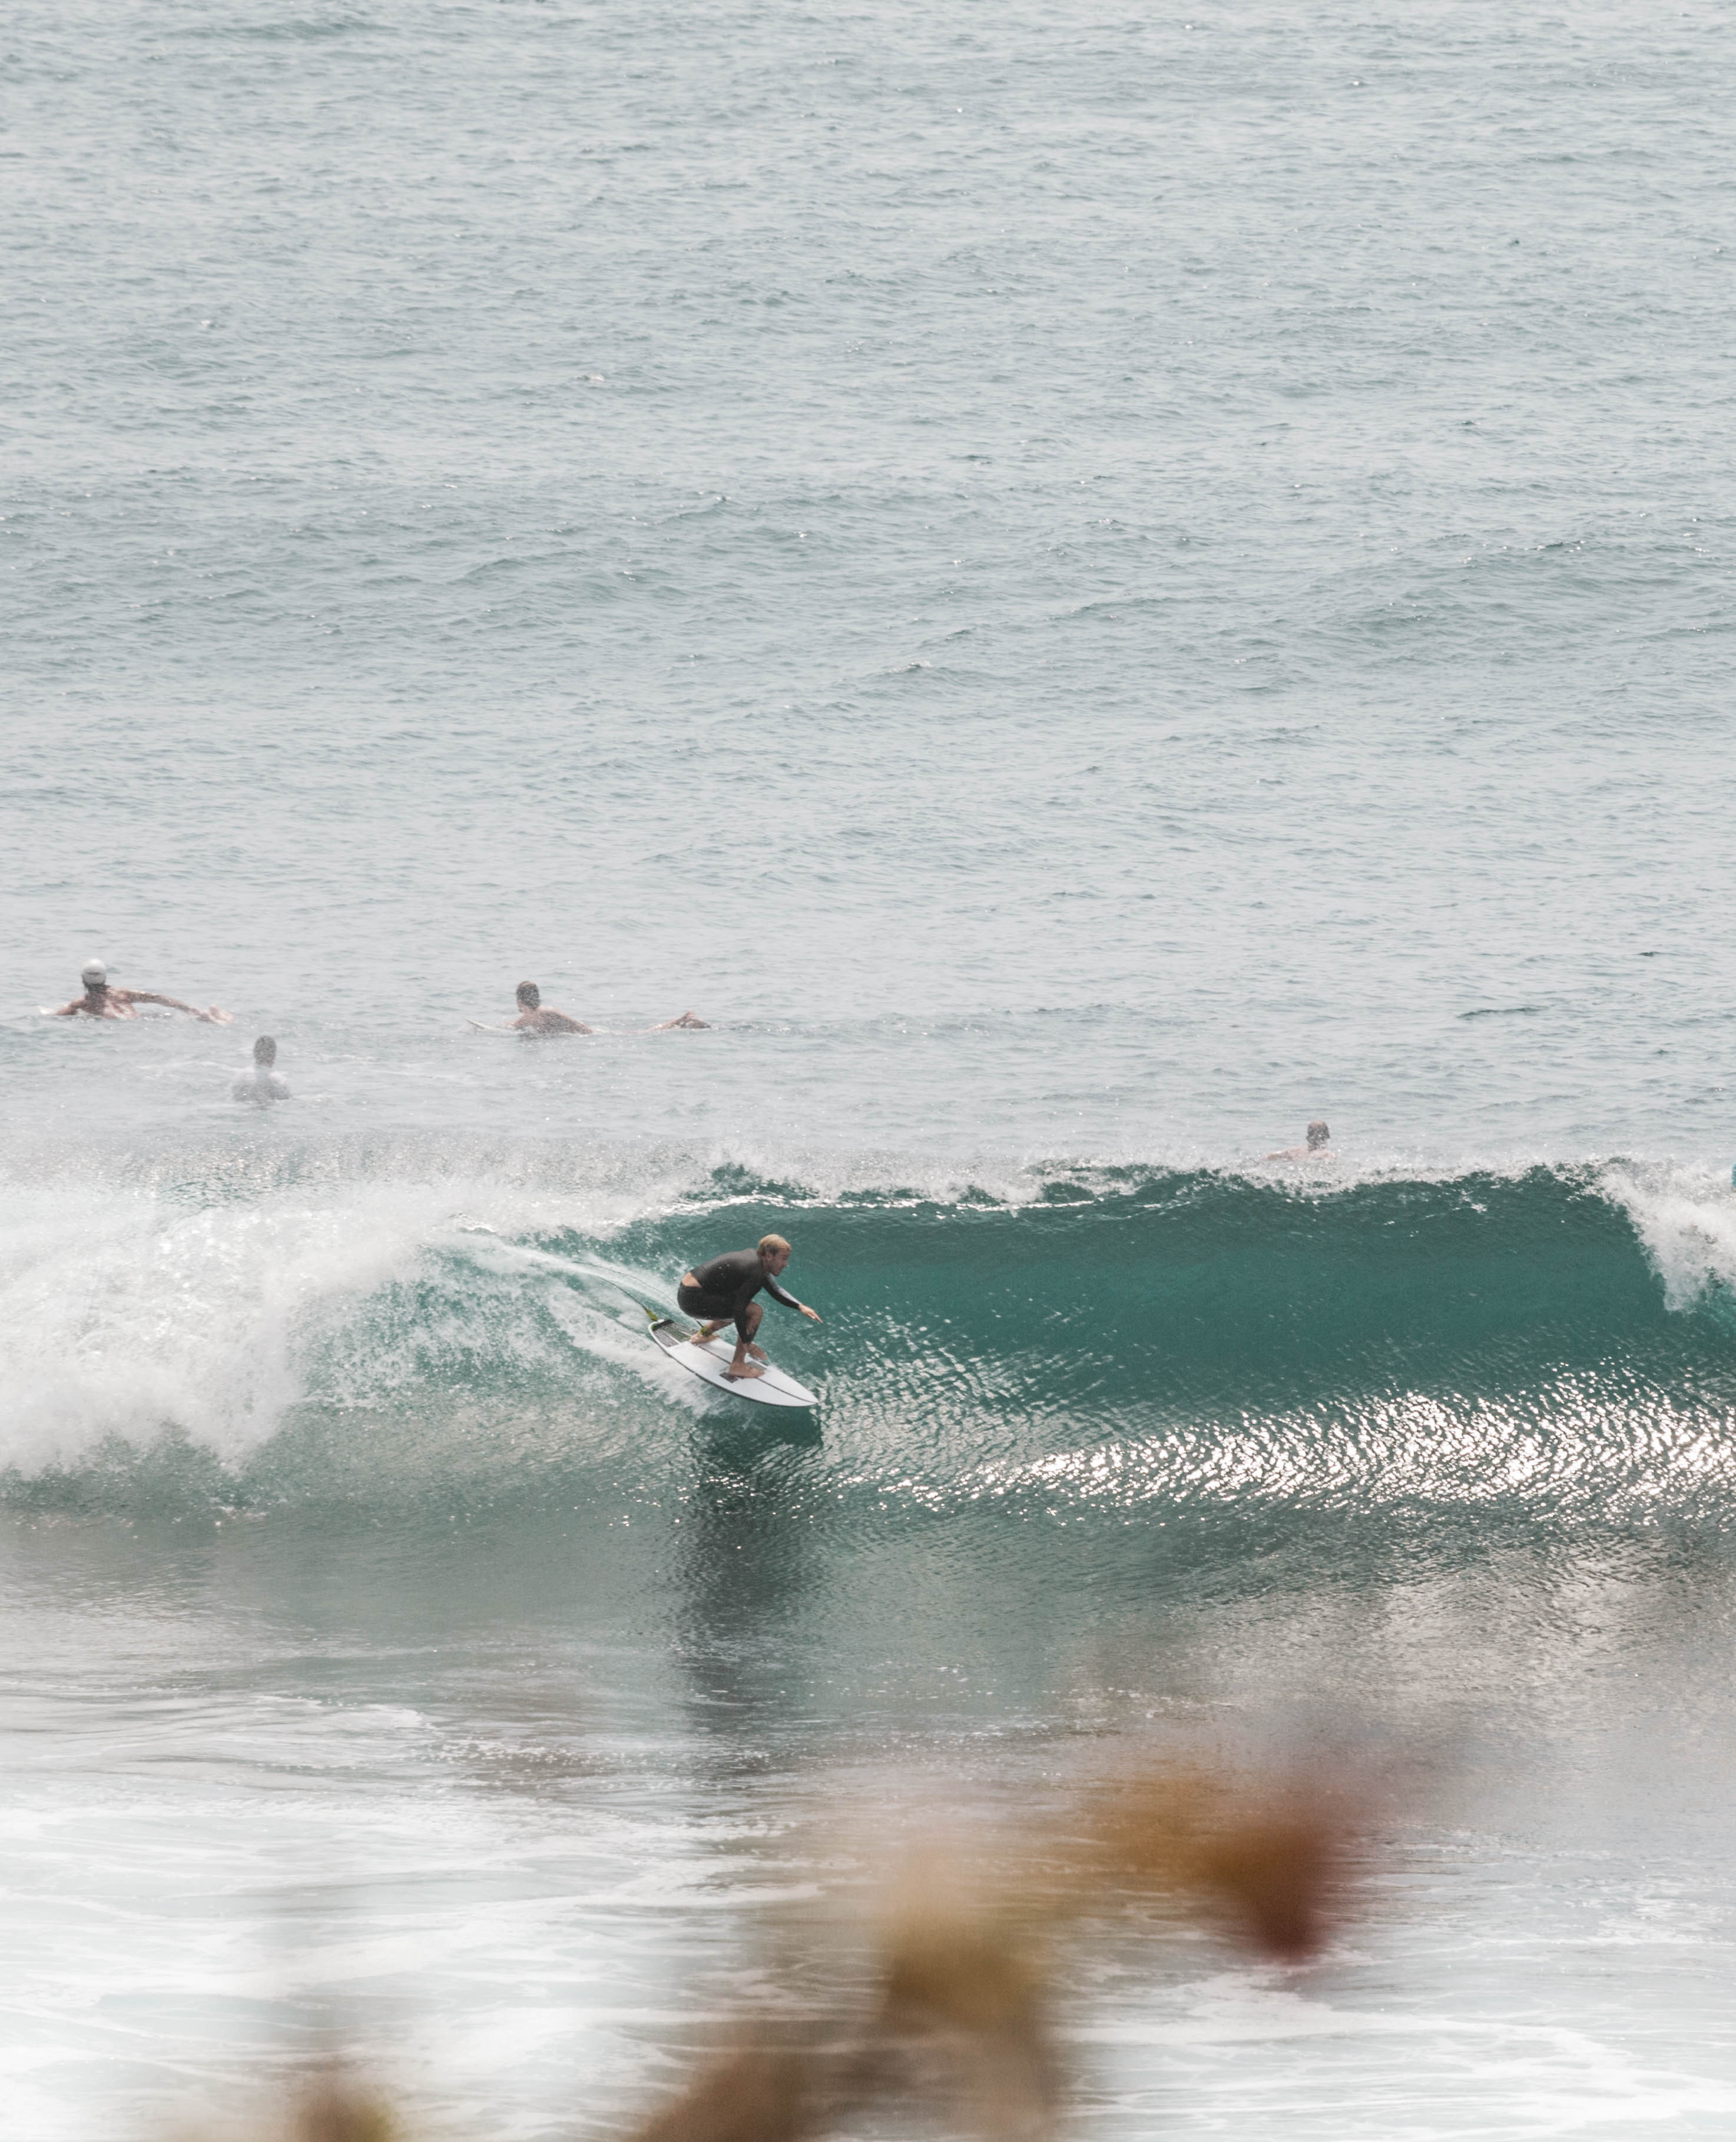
<box><xmin>758</xmin><ymin>1234</ymin><xmax>791</xmax><ymax>1256</ymax></box>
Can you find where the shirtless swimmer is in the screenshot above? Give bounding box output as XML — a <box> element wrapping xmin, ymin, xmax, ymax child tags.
<box><xmin>53</xmin><ymin>960</ymin><xmax>231</xmax><ymax>1024</ymax></box>
<box><xmin>1266</xmin><ymin>1120</ymin><xmax>1334</xmax><ymax>1161</ymax></box>
<box><xmin>505</xmin><ymin>980</ymin><xmax>708</xmax><ymax>1033</ymax></box>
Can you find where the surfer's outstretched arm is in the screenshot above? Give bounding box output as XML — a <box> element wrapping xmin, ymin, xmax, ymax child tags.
<box><xmin>764</xmin><ymin>1276</ymin><xmax>821</xmax><ymax>1322</ymax></box>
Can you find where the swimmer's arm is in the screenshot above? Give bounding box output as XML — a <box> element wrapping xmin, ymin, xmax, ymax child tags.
<box><xmin>128</xmin><ymin>992</ymin><xmax>231</xmax><ymax>1023</ymax></box>
<box><xmin>49</xmin><ymin>999</ymin><xmax>83</xmax><ymax>1016</ymax></box>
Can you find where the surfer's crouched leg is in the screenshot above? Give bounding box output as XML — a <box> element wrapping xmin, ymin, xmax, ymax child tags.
<box><xmin>738</xmin><ymin>1302</ymin><xmax>767</xmax><ymax>1360</ymax></box>
<box><xmin>677</xmin><ymin>1283</ymin><xmax>739</xmax><ymax>1344</ymax></box>
<box><xmin>725</xmin><ymin>1301</ymin><xmax>767</xmax><ymax>1377</ymax></box>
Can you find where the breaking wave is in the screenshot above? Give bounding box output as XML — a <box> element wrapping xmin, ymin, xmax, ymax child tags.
<box><xmin>4</xmin><ymin>1140</ymin><xmax>1735</xmax><ymax>1527</ymax></box>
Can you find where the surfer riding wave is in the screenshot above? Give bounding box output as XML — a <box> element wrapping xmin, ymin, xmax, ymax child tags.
<box><xmin>677</xmin><ymin>1234</ymin><xmax>822</xmax><ymax>1381</ymax></box>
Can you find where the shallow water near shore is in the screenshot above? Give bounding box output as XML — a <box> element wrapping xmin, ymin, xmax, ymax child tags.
<box><xmin>6</xmin><ymin>0</ymin><xmax>1736</xmax><ymax>2135</ymax></box>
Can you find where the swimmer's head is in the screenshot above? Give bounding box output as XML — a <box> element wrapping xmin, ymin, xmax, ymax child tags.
<box><xmin>253</xmin><ymin>1036</ymin><xmax>277</xmax><ymax>1067</ymax></box>
<box><xmin>516</xmin><ymin>981</ymin><xmax>541</xmax><ymax>1010</ymax></box>
<box><xmin>81</xmin><ymin>959</ymin><xmax>107</xmax><ymax>990</ymax></box>
<box><xmin>1306</xmin><ymin>1120</ymin><xmax>1330</xmax><ymax>1149</ymax></box>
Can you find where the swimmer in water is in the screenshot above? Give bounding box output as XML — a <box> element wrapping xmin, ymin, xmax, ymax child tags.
<box><xmin>677</xmin><ymin>1234</ymin><xmax>823</xmax><ymax>1381</ymax></box>
<box><xmin>52</xmin><ymin>960</ymin><xmax>231</xmax><ymax>1023</ymax></box>
<box><xmin>1266</xmin><ymin>1120</ymin><xmax>1334</xmax><ymax>1161</ymax></box>
<box><xmin>510</xmin><ymin>981</ymin><xmax>593</xmax><ymax>1033</ymax></box>
<box><xmin>504</xmin><ymin>981</ymin><xmax>708</xmax><ymax>1033</ymax></box>
<box><xmin>233</xmin><ymin>1035</ymin><xmax>290</xmax><ymax>1103</ymax></box>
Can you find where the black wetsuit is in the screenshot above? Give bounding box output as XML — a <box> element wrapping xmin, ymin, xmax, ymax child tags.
<box><xmin>678</xmin><ymin>1250</ymin><xmax>800</xmax><ymax>1340</ymax></box>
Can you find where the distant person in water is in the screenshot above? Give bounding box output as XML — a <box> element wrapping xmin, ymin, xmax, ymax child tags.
<box><xmin>1267</xmin><ymin>1120</ymin><xmax>1334</xmax><ymax>1160</ymax></box>
<box><xmin>511</xmin><ymin>981</ymin><xmax>592</xmax><ymax>1033</ymax></box>
<box><xmin>505</xmin><ymin>981</ymin><xmax>708</xmax><ymax>1033</ymax></box>
<box><xmin>677</xmin><ymin>1234</ymin><xmax>822</xmax><ymax>1381</ymax></box>
<box><xmin>52</xmin><ymin>959</ymin><xmax>231</xmax><ymax>1023</ymax></box>
<box><xmin>233</xmin><ymin>1035</ymin><xmax>290</xmax><ymax>1104</ymax></box>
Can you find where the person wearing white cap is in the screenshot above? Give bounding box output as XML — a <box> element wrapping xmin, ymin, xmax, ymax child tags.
<box><xmin>51</xmin><ymin>959</ymin><xmax>232</xmax><ymax>1023</ymax></box>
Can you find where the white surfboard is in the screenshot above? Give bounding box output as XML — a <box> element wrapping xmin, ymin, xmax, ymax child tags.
<box><xmin>648</xmin><ymin>1318</ymin><xmax>819</xmax><ymax>1409</ymax></box>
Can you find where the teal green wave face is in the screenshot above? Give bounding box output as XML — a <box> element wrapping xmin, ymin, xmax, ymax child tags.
<box><xmin>608</xmin><ymin>1163</ymin><xmax>1725</xmax><ymax>1401</ymax></box>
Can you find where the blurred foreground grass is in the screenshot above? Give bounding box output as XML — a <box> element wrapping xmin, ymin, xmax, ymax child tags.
<box><xmin>181</xmin><ymin>1760</ymin><xmax>1366</xmax><ymax>2142</ymax></box>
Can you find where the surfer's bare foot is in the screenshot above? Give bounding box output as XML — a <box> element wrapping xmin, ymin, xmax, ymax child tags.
<box><xmin>746</xmin><ymin>1342</ymin><xmax>767</xmax><ymax>1361</ymax></box>
<box><xmin>724</xmin><ymin>1362</ymin><xmax>766</xmax><ymax>1381</ymax></box>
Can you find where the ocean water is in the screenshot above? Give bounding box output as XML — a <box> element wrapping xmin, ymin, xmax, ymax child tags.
<box><xmin>5</xmin><ymin>1</ymin><xmax>1736</xmax><ymax>2136</ymax></box>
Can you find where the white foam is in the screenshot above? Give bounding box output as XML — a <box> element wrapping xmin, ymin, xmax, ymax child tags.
<box><xmin>0</xmin><ymin>1152</ymin><xmax>760</xmax><ymax>1476</ymax></box>
<box><xmin>1604</xmin><ymin>1161</ymin><xmax>1736</xmax><ymax>1311</ymax></box>
<box><xmin>0</xmin><ymin>1179</ymin><xmax>448</xmax><ymax>1472</ymax></box>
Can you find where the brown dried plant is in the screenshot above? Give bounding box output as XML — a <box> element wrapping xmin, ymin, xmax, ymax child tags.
<box><xmin>1079</xmin><ymin>1762</ymin><xmax>1351</xmax><ymax>1961</ymax></box>
<box><xmin>864</xmin><ymin>1851</ymin><xmax>1063</xmax><ymax>2142</ymax></box>
<box><xmin>624</xmin><ymin>1758</ymin><xmax>1361</xmax><ymax>2142</ymax></box>
<box><xmin>290</xmin><ymin>2073</ymin><xmax>399</xmax><ymax>2142</ymax></box>
<box><xmin>630</xmin><ymin>2034</ymin><xmax>819</xmax><ymax>2142</ymax></box>
<box><xmin>172</xmin><ymin>2067</ymin><xmax>400</xmax><ymax>2142</ymax></box>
